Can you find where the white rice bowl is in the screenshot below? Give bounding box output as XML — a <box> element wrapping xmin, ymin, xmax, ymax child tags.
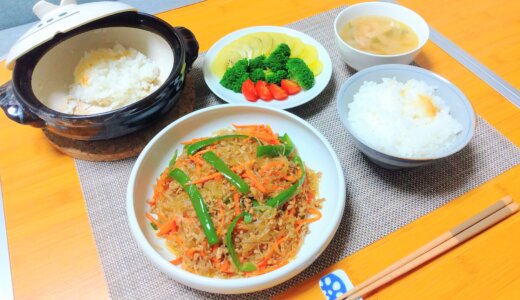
<box><xmin>347</xmin><ymin>78</ymin><xmax>463</xmax><ymax>158</ymax></box>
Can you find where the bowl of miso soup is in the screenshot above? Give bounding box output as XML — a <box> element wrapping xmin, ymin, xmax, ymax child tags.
<box><xmin>334</xmin><ymin>2</ymin><xmax>429</xmax><ymax>70</ymax></box>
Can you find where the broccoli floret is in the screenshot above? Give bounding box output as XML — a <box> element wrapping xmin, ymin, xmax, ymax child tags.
<box><xmin>249</xmin><ymin>68</ymin><xmax>266</xmax><ymax>83</ymax></box>
<box><xmin>220</xmin><ymin>58</ymin><xmax>249</xmax><ymax>92</ymax></box>
<box><xmin>265</xmin><ymin>69</ymin><xmax>287</xmax><ymax>85</ymax></box>
<box><xmin>249</xmin><ymin>55</ymin><xmax>266</xmax><ymax>71</ymax></box>
<box><xmin>286</xmin><ymin>58</ymin><xmax>314</xmax><ymax>90</ymax></box>
<box><xmin>265</xmin><ymin>43</ymin><xmax>291</xmax><ymax>71</ymax></box>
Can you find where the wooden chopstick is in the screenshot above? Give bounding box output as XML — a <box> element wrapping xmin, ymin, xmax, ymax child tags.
<box><xmin>338</xmin><ymin>196</ymin><xmax>516</xmax><ymax>300</ymax></box>
<box><xmin>339</xmin><ymin>196</ymin><xmax>512</xmax><ymax>299</ymax></box>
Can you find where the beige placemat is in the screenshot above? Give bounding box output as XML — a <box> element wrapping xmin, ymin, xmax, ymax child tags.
<box><xmin>75</xmin><ymin>7</ymin><xmax>520</xmax><ymax>299</ymax></box>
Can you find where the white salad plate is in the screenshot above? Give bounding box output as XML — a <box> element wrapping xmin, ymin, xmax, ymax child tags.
<box><xmin>203</xmin><ymin>26</ymin><xmax>333</xmax><ymax>110</ymax></box>
<box><xmin>127</xmin><ymin>105</ymin><xmax>345</xmax><ymax>294</ymax></box>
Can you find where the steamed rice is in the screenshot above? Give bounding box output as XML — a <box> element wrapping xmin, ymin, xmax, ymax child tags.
<box><xmin>66</xmin><ymin>43</ymin><xmax>160</xmax><ymax>114</ymax></box>
<box><xmin>347</xmin><ymin>78</ymin><xmax>462</xmax><ymax>158</ymax></box>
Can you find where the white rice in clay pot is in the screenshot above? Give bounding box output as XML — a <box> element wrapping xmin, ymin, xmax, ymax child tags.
<box><xmin>347</xmin><ymin>78</ymin><xmax>463</xmax><ymax>158</ymax></box>
<box><xmin>66</xmin><ymin>43</ymin><xmax>160</xmax><ymax>115</ymax></box>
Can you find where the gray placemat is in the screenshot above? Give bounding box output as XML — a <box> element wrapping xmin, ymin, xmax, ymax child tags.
<box><xmin>75</xmin><ymin>6</ymin><xmax>520</xmax><ymax>299</ymax></box>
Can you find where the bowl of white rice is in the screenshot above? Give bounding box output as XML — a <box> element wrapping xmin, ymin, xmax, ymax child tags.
<box><xmin>337</xmin><ymin>64</ymin><xmax>476</xmax><ymax>169</ymax></box>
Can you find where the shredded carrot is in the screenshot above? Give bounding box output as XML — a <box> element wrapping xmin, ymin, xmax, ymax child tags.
<box><xmin>243</xmin><ymin>169</ymin><xmax>267</xmax><ymax>193</ymax></box>
<box><xmin>258</xmin><ymin>235</ymin><xmax>287</xmax><ymax>268</ymax></box>
<box><xmin>307</xmin><ymin>191</ymin><xmax>315</xmax><ymax>204</ymax></box>
<box><xmin>180</xmin><ymin>137</ymin><xmax>207</xmax><ymax>145</ymax></box>
<box><xmin>264</xmin><ymin>182</ymin><xmax>278</xmax><ymax>193</ymax></box>
<box><xmin>151</xmin><ymin>168</ymin><xmax>170</xmax><ymax>205</ymax></box>
<box><xmin>308</xmin><ymin>207</ymin><xmax>322</xmax><ymax>220</ymax></box>
<box><xmin>191</xmin><ymin>172</ymin><xmax>223</xmax><ymax>184</ymax></box>
<box><xmin>189</xmin><ymin>155</ymin><xmax>205</xmax><ymax>166</ymax></box>
<box><xmin>157</xmin><ymin>218</ymin><xmax>177</xmax><ymax>236</ymax></box>
<box><xmin>264</xmin><ymin>124</ymin><xmax>280</xmax><ymax>144</ymax></box>
<box><xmin>232</xmin><ymin>123</ymin><xmax>280</xmax><ymax>145</ymax></box>
<box><xmin>220</xmin><ymin>259</ymin><xmax>231</xmax><ymax>273</ymax></box>
<box><xmin>186</xmin><ymin>248</ymin><xmax>198</xmax><ymax>259</ymax></box>
<box><xmin>249</xmin><ymin>132</ymin><xmax>279</xmax><ymax>144</ymax></box>
<box><xmin>231</xmin><ymin>124</ymin><xmax>264</xmax><ymax>129</ymax></box>
<box><xmin>170</xmin><ymin>257</ymin><xmax>183</xmax><ymax>265</ymax></box>
<box><xmin>295</xmin><ymin>207</ymin><xmax>322</xmax><ymax>229</ymax></box>
<box><xmin>157</xmin><ymin>212</ymin><xmax>168</xmax><ymax>223</ymax></box>
<box><xmin>284</xmin><ymin>175</ymin><xmax>297</xmax><ymax>182</ymax></box>
<box><xmin>145</xmin><ymin>213</ymin><xmax>161</xmax><ymax>228</ymax></box>
<box><xmin>234</xmin><ymin>193</ymin><xmax>240</xmax><ymax>215</ymax></box>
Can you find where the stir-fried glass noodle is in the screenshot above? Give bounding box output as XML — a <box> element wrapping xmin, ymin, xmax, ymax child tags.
<box><xmin>146</xmin><ymin>124</ymin><xmax>323</xmax><ymax>278</ymax></box>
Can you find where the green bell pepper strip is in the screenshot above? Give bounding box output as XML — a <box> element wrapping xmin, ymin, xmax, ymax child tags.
<box><xmin>168</xmin><ymin>149</ymin><xmax>179</xmax><ymax>167</ymax></box>
<box><xmin>226</xmin><ymin>212</ymin><xmax>257</xmax><ymax>272</ymax></box>
<box><xmin>266</xmin><ymin>155</ymin><xmax>306</xmax><ymax>208</ymax></box>
<box><xmin>256</xmin><ymin>133</ymin><xmax>295</xmax><ymax>157</ymax></box>
<box><xmin>186</xmin><ymin>135</ymin><xmax>248</xmax><ymax>156</ymax></box>
<box><xmin>279</xmin><ymin>133</ymin><xmax>295</xmax><ymax>155</ymax></box>
<box><xmin>169</xmin><ymin>168</ymin><xmax>219</xmax><ymax>246</ymax></box>
<box><xmin>150</xmin><ymin>222</ymin><xmax>158</xmax><ymax>230</ymax></box>
<box><xmin>256</xmin><ymin>145</ymin><xmax>286</xmax><ymax>158</ymax></box>
<box><xmin>201</xmin><ymin>151</ymin><xmax>250</xmax><ymax>194</ymax></box>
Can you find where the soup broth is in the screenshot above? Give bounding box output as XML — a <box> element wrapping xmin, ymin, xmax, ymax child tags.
<box><xmin>341</xmin><ymin>16</ymin><xmax>419</xmax><ymax>55</ymax></box>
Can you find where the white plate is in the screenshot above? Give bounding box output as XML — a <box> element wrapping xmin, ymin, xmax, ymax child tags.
<box><xmin>127</xmin><ymin>105</ymin><xmax>345</xmax><ymax>294</ymax></box>
<box><xmin>203</xmin><ymin>26</ymin><xmax>333</xmax><ymax>110</ymax></box>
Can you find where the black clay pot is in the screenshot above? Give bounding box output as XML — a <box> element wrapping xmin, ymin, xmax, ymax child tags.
<box><xmin>0</xmin><ymin>11</ymin><xmax>198</xmax><ymax>141</ymax></box>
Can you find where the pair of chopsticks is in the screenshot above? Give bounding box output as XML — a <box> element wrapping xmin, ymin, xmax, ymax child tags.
<box><xmin>338</xmin><ymin>195</ymin><xmax>518</xmax><ymax>300</ymax></box>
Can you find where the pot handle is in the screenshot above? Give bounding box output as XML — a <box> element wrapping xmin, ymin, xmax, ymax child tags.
<box><xmin>175</xmin><ymin>26</ymin><xmax>199</xmax><ymax>71</ymax></box>
<box><xmin>0</xmin><ymin>81</ymin><xmax>45</xmax><ymax>128</ymax></box>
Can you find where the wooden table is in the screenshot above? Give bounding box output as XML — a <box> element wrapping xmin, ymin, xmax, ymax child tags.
<box><xmin>1</xmin><ymin>0</ymin><xmax>519</xmax><ymax>299</ymax></box>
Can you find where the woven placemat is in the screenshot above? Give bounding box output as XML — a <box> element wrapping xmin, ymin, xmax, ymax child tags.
<box><xmin>75</xmin><ymin>6</ymin><xmax>520</xmax><ymax>299</ymax></box>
